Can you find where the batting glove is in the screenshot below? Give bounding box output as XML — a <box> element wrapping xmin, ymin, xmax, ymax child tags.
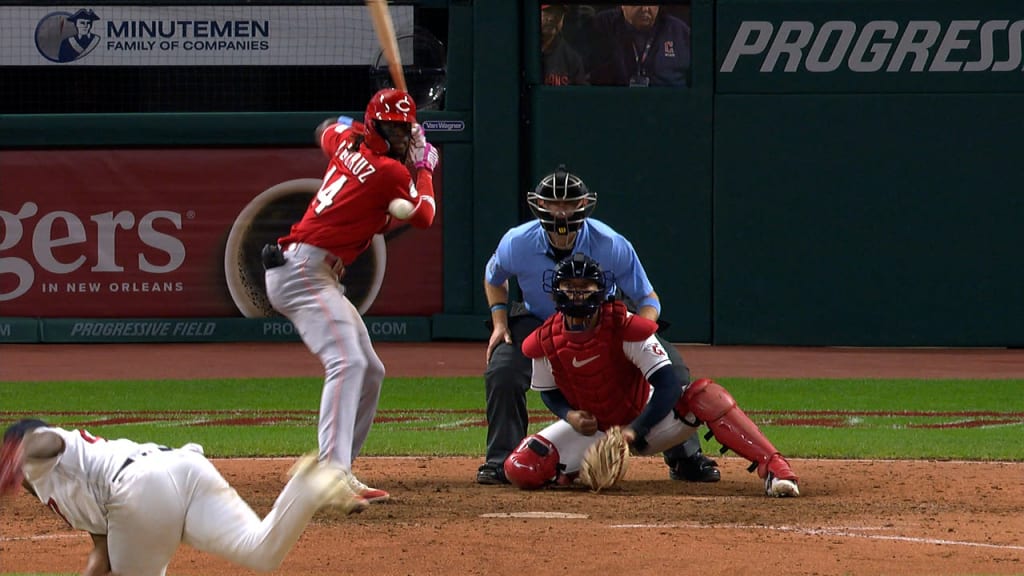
<box><xmin>412</xmin><ymin>142</ymin><xmax>439</xmax><ymax>172</ymax></box>
<box><xmin>408</xmin><ymin>123</ymin><xmax>439</xmax><ymax>171</ymax></box>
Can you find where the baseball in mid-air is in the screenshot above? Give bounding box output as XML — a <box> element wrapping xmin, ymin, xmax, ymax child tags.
<box><xmin>388</xmin><ymin>198</ymin><xmax>415</xmax><ymax>220</ymax></box>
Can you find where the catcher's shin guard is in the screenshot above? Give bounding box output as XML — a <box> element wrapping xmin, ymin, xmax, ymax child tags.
<box><xmin>683</xmin><ymin>379</ymin><xmax>797</xmax><ymax>482</ymax></box>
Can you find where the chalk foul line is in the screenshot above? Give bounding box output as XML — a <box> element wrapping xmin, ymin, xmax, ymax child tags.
<box><xmin>609</xmin><ymin>522</ymin><xmax>1024</xmax><ymax>552</ymax></box>
<box><xmin>0</xmin><ymin>533</ymin><xmax>80</xmax><ymax>543</ymax></box>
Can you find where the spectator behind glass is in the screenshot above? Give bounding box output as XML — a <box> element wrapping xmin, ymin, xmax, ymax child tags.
<box><xmin>588</xmin><ymin>5</ymin><xmax>691</xmax><ymax>87</ymax></box>
<box><xmin>542</xmin><ymin>4</ymin><xmax>588</xmax><ymax>86</ymax></box>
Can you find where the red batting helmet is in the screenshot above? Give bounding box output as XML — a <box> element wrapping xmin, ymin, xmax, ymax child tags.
<box><xmin>364</xmin><ymin>88</ymin><xmax>417</xmax><ymax>154</ymax></box>
<box><xmin>503</xmin><ymin>434</ymin><xmax>560</xmax><ymax>490</ymax></box>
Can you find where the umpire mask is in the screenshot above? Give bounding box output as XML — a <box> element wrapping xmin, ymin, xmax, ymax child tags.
<box><xmin>527</xmin><ymin>166</ymin><xmax>597</xmax><ymax>237</ymax></box>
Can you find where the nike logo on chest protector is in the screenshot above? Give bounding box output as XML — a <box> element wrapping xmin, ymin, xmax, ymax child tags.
<box><xmin>572</xmin><ymin>355</ymin><xmax>600</xmax><ymax>368</ymax></box>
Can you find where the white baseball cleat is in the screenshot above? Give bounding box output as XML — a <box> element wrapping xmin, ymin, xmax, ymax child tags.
<box><xmin>765</xmin><ymin>473</ymin><xmax>800</xmax><ymax>497</ymax></box>
<box><xmin>348</xmin><ymin>474</ymin><xmax>390</xmax><ymax>503</ymax></box>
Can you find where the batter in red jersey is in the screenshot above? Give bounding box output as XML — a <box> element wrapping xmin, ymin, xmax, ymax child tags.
<box><xmin>264</xmin><ymin>88</ymin><xmax>439</xmax><ymax>506</ymax></box>
<box><xmin>505</xmin><ymin>254</ymin><xmax>800</xmax><ymax>497</ymax></box>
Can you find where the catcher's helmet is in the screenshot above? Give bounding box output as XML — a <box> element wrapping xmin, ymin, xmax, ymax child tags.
<box><xmin>504</xmin><ymin>434</ymin><xmax>560</xmax><ymax>490</ymax></box>
<box><xmin>545</xmin><ymin>253</ymin><xmax>611</xmax><ymax>319</ymax></box>
<box><xmin>363</xmin><ymin>88</ymin><xmax>417</xmax><ymax>155</ymax></box>
<box><xmin>527</xmin><ymin>165</ymin><xmax>596</xmax><ymax>235</ymax></box>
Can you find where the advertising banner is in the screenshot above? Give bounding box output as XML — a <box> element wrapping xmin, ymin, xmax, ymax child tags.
<box><xmin>0</xmin><ymin>148</ymin><xmax>443</xmax><ymax>318</ymax></box>
<box><xmin>717</xmin><ymin>0</ymin><xmax>1024</xmax><ymax>92</ymax></box>
<box><xmin>1</xmin><ymin>4</ymin><xmax>413</xmax><ymax>65</ymax></box>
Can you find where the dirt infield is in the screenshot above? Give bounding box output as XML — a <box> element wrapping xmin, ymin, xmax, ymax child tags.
<box><xmin>2</xmin><ymin>343</ymin><xmax>1024</xmax><ymax>576</ymax></box>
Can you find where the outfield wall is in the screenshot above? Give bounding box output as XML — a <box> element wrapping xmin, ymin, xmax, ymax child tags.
<box><xmin>0</xmin><ymin>316</ymin><xmax>430</xmax><ymax>343</ymax></box>
<box><xmin>708</xmin><ymin>0</ymin><xmax>1024</xmax><ymax>346</ymax></box>
<box><xmin>3</xmin><ymin>1</ymin><xmax>1023</xmax><ymax>346</ymax></box>
<box><xmin>524</xmin><ymin>0</ymin><xmax>1024</xmax><ymax>346</ymax></box>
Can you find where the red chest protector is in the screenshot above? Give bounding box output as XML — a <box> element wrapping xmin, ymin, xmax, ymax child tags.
<box><xmin>527</xmin><ymin>302</ymin><xmax>658</xmax><ymax>430</ymax></box>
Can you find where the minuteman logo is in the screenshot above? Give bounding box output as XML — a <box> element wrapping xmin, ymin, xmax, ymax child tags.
<box><xmin>35</xmin><ymin>8</ymin><xmax>102</xmax><ymax>63</ymax></box>
<box><xmin>721</xmin><ymin>19</ymin><xmax>1024</xmax><ymax>74</ymax></box>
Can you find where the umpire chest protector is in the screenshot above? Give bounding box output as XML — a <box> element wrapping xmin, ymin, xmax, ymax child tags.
<box><xmin>533</xmin><ymin>302</ymin><xmax>655</xmax><ymax>429</ymax></box>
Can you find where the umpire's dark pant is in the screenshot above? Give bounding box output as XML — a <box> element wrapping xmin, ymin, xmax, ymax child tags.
<box><xmin>482</xmin><ymin>314</ymin><xmax>702</xmax><ymax>468</ymax></box>
<box><xmin>483</xmin><ymin>313</ymin><xmax>543</xmax><ymax>467</ymax></box>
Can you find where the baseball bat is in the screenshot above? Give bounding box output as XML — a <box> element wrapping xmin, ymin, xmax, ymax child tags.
<box><xmin>366</xmin><ymin>0</ymin><xmax>407</xmax><ymax>92</ymax></box>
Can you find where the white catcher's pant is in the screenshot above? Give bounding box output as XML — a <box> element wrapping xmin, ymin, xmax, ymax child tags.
<box><xmin>537</xmin><ymin>406</ymin><xmax>700</xmax><ymax>474</ymax></box>
<box><xmin>266</xmin><ymin>242</ymin><xmax>385</xmax><ymax>469</ymax></box>
<box><xmin>106</xmin><ymin>449</ymin><xmax>325</xmax><ymax>575</ymax></box>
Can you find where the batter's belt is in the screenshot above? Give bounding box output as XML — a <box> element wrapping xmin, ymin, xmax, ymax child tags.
<box><xmin>281</xmin><ymin>242</ymin><xmax>346</xmax><ymax>278</ymax></box>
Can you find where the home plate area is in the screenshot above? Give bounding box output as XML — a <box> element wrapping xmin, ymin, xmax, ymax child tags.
<box><xmin>3</xmin><ymin>456</ymin><xmax>1022</xmax><ymax>576</ymax></box>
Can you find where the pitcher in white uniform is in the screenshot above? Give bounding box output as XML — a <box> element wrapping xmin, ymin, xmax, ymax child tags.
<box><xmin>0</xmin><ymin>419</ymin><xmax>366</xmax><ymax>576</ymax></box>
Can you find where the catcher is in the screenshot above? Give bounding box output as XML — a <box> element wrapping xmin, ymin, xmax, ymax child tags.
<box><xmin>0</xmin><ymin>419</ymin><xmax>366</xmax><ymax>576</ymax></box>
<box><xmin>503</xmin><ymin>253</ymin><xmax>800</xmax><ymax>497</ymax></box>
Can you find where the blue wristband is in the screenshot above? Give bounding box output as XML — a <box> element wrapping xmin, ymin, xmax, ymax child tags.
<box><xmin>638</xmin><ymin>295</ymin><xmax>662</xmax><ymax>315</ymax></box>
<box><xmin>490</xmin><ymin>303</ymin><xmax>507</xmax><ymax>313</ymax></box>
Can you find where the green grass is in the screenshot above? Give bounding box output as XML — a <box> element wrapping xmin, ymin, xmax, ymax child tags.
<box><xmin>1</xmin><ymin>377</ymin><xmax>1022</xmax><ymax>460</ymax></box>
<box><xmin>3</xmin><ymin>377</ymin><xmax>1024</xmax><ymax>576</ymax></box>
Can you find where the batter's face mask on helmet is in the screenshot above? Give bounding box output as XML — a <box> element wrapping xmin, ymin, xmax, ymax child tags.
<box><xmin>527</xmin><ymin>165</ymin><xmax>596</xmax><ymax>237</ymax></box>
<box><xmin>364</xmin><ymin>88</ymin><xmax>417</xmax><ymax>158</ymax></box>
<box><xmin>544</xmin><ymin>253</ymin><xmax>611</xmax><ymax>328</ymax></box>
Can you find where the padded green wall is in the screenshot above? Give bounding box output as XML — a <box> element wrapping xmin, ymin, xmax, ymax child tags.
<box><xmin>6</xmin><ymin>0</ymin><xmax>1024</xmax><ymax>346</ymax></box>
<box><xmin>528</xmin><ymin>87</ymin><xmax>713</xmax><ymax>343</ymax></box>
<box><xmin>711</xmin><ymin>0</ymin><xmax>1024</xmax><ymax>345</ymax></box>
<box><xmin>525</xmin><ymin>0</ymin><xmax>716</xmax><ymax>344</ymax></box>
<box><xmin>714</xmin><ymin>94</ymin><xmax>1024</xmax><ymax>345</ymax></box>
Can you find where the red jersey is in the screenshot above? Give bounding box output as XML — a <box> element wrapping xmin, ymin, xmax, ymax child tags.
<box><xmin>278</xmin><ymin>122</ymin><xmax>435</xmax><ymax>264</ymax></box>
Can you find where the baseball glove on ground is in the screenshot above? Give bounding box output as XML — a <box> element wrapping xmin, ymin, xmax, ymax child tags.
<box><xmin>579</xmin><ymin>426</ymin><xmax>630</xmax><ymax>492</ymax></box>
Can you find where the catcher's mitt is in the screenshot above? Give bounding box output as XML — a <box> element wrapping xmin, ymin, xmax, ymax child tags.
<box><xmin>579</xmin><ymin>426</ymin><xmax>630</xmax><ymax>492</ymax></box>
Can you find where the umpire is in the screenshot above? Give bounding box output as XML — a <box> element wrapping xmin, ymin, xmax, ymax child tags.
<box><xmin>476</xmin><ymin>165</ymin><xmax>719</xmax><ymax>485</ymax></box>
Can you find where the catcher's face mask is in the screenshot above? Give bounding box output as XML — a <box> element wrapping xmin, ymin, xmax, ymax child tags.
<box><xmin>548</xmin><ymin>251</ymin><xmax>610</xmax><ymax>323</ymax></box>
<box><xmin>555</xmin><ymin>279</ymin><xmax>603</xmax><ymax>330</ymax></box>
<box><xmin>545</xmin><ymin>253</ymin><xmax>611</xmax><ymax>328</ymax></box>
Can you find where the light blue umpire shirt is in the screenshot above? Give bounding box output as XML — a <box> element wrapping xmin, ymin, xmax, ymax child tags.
<box><xmin>485</xmin><ymin>218</ymin><xmax>655</xmax><ymax>321</ymax></box>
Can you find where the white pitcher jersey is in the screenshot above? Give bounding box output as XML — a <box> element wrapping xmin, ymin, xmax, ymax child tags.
<box><xmin>22</xmin><ymin>427</ymin><xmax>165</xmax><ymax>534</ymax></box>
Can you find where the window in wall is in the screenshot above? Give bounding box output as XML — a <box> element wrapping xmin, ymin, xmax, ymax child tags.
<box><xmin>541</xmin><ymin>3</ymin><xmax>691</xmax><ymax>88</ymax></box>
